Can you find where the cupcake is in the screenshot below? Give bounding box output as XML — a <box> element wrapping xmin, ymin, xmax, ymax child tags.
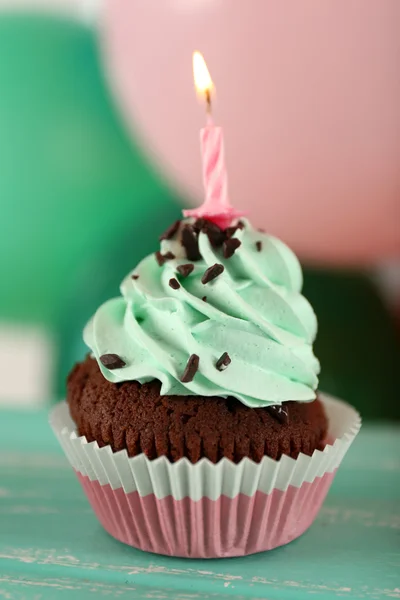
<box><xmin>51</xmin><ymin>216</ymin><xmax>360</xmax><ymax>558</ymax></box>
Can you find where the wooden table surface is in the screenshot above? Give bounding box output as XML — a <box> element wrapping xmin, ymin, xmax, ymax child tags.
<box><xmin>0</xmin><ymin>410</ymin><xmax>399</xmax><ymax>600</ymax></box>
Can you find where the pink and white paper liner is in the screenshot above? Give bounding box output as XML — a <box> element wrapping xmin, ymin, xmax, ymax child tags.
<box><xmin>50</xmin><ymin>394</ymin><xmax>360</xmax><ymax>558</ymax></box>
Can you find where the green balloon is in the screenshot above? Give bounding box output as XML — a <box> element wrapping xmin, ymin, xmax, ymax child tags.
<box><xmin>303</xmin><ymin>269</ymin><xmax>399</xmax><ymax>421</ymax></box>
<box><xmin>0</xmin><ymin>13</ymin><xmax>181</xmax><ymax>328</ymax></box>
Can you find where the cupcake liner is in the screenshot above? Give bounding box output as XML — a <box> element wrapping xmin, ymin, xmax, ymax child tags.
<box><xmin>50</xmin><ymin>394</ymin><xmax>361</xmax><ymax>558</ymax></box>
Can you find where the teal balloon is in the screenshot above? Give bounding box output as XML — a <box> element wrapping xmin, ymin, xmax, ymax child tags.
<box><xmin>0</xmin><ymin>14</ymin><xmax>181</xmax><ymax>329</ymax></box>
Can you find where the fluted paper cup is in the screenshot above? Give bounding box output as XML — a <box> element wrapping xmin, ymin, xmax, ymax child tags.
<box><xmin>50</xmin><ymin>394</ymin><xmax>361</xmax><ymax>558</ymax></box>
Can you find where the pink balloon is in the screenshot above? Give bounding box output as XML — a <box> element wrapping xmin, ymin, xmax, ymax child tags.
<box><xmin>102</xmin><ymin>0</ymin><xmax>400</xmax><ymax>265</ymax></box>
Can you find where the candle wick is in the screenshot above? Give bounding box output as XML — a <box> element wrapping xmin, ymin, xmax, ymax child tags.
<box><xmin>205</xmin><ymin>88</ymin><xmax>212</xmax><ymax>115</ymax></box>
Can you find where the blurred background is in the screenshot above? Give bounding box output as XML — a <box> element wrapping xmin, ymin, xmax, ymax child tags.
<box><xmin>0</xmin><ymin>0</ymin><xmax>399</xmax><ymax>419</ymax></box>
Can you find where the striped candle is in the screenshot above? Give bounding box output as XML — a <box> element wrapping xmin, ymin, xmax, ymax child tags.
<box><xmin>200</xmin><ymin>120</ymin><xmax>229</xmax><ymax>209</ymax></box>
<box><xmin>183</xmin><ymin>52</ymin><xmax>245</xmax><ymax>230</ymax></box>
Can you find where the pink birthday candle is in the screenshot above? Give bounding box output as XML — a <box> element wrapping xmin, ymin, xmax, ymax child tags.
<box><xmin>200</xmin><ymin>117</ymin><xmax>229</xmax><ymax>208</ymax></box>
<box><xmin>183</xmin><ymin>52</ymin><xmax>245</xmax><ymax>230</ymax></box>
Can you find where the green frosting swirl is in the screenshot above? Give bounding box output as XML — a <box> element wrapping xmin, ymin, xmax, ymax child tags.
<box><xmin>84</xmin><ymin>219</ymin><xmax>319</xmax><ymax>407</ymax></box>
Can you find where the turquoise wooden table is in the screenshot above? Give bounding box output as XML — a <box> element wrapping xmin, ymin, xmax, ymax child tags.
<box><xmin>0</xmin><ymin>411</ymin><xmax>399</xmax><ymax>599</ymax></box>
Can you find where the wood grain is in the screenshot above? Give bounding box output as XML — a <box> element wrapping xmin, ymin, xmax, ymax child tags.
<box><xmin>0</xmin><ymin>411</ymin><xmax>398</xmax><ymax>600</ymax></box>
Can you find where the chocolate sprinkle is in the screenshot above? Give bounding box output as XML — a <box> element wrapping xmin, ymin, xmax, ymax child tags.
<box><xmin>200</xmin><ymin>220</ymin><xmax>226</xmax><ymax>247</ymax></box>
<box><xmin>216</xmin><ymin>352</ymin><xmax>231</xmax><ymax>371</ymax></box>
<box><xmin>201</xmin><ymin>263</ymin><xmax>224</xmax><ymax>284</ymax></box>
<box><xmin>256</xmin><ymin>240</ymin><xmax>262</xmax><ymax>252</ymax></box>
<box><xmin>202</xmin><ymin>296</ymin><xmax>207</xmax><ymax>302</ymax></box>
<box><xmin>155</xmin><ymin>250</ymin><xmax>175</xmax><ymax>266</ymax></box>
<box><xmin>180</xmin><ymin>354</ymin><xmax>200</xmax><ymax>383</ymax></box>
<box><xmin>181</xmin><ymin>225</ymin><xmax>202</xmax><ymax>261</ymax></box>
<box><xmin>159</xmin><ymin>219</ymin><xmax>180</xmax><ymax>241</ymax></box>
<box><xmin>177</xmin><ymin>263</ymin><xmax>194</xmax><ymax>277</ymax></box>
<box><xmin>100</xmin><ymin>353</ymin><xmax>126</xmax><ymax>370</ymax></box>
<box><xmin>225</xmin><ymin>226</ymin><xmax>238</xmax><ymax>239</ymax></box>
<box><xmin>223</xmin><ymin>237</ymin><xmax>241</xmax><ymax>259</ymax></box>
<box><xmin>192</xmin><ymin>218</ymin><xmax>206</xmax><ymax>233</ymax></box>
<box><xmin>237</xmin><ymin>220</ymin><xmax>245</xmax><ymax>229</ymax></box>
<box><xmin>169</xmin><ymin>278</ymin><xmax>180</xmax><ymax>290</ymax></box>
<box><xmin>267</xmin><ymin>404</ymin><xmax>289</xmax><ymax>425</ymax></box>
<box><xmin>131</xmin><ymin>274</ymin><xmax>139</xmax><ymax>280</ymax></box>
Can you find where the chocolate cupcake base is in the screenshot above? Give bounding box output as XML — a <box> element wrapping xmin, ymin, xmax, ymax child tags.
<box><xmin>52</xmin><ymin>393</ymin><xmax>360</xmax><ymax>557</ymax></box>
<box><xmin>67</xmin><ymin>356</ymin><xmax>328</xmax><ymax>464</ymax></box>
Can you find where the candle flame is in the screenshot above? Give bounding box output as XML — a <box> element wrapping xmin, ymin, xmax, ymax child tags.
<box><xmin>193</xmin><ymin>51</ymin><xmax>214</xmax><ymax>99</ymax></box>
